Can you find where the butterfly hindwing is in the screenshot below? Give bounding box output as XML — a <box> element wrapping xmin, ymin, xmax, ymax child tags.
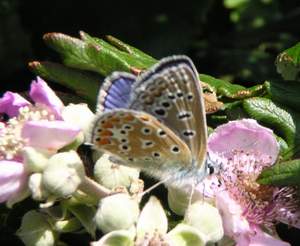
<box><xmin>97</xmin><ymin>72</ymin><xmax>136</xmax><ymax>113</ymax></box>
<box><xmin>89</xmin><ymin>109</ymin><xmax>192</xmax><ymax>180</ymax></box>
<box><xmin>129</xmin><ymin>56</ymin><xmax>207</xmax><ymax>168</ymax></box>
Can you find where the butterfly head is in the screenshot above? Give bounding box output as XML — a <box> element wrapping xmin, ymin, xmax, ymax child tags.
<box><xmin>204</xmin><ymin>152</ymin><xmax>222</xmax><ymax>176</ymax></box>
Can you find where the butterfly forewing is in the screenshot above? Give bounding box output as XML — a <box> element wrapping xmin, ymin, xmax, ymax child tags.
<box><xmin>129</xmin><ymin>57</ymin><xmax>207</xmax><ymax>168</ymax></box>
<box><xmin>89</xmin><ymin>109</ymin><xmax>192</xmax><ymax>180</ymax></box>
<box><xmin>97</xmin><ymin>72</ymin><xmax>136</xmax><ymax>113</ymax></box>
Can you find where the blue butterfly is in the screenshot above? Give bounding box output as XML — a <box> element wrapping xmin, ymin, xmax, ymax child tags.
<box><xmin>89</xmin><ymin>55</ymin><xmax>217</xmax><ymax>185</ymax></box>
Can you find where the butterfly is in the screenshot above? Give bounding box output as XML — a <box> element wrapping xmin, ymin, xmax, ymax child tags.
<box><xmin>88</xmin><ymin>55</ymin><xmax>217</xmax><ymax>185</ymax></box>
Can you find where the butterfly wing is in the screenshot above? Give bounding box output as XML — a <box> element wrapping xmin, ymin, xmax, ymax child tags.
<box><xmin>89</xmin><ymin>109</ymin><xmax>192</xmax><ymax>180</ymax></box>
<box><xmin>132</xmin><ymin>55</ymin><xmax>197</xmax><ymax>89</ymax></box>
<box><xmin>97</xmin><ymin>72</ymin><xmax>136</xmax><ymax>113</ymax></box>
<box><xmin>129</xmin><ymin>56</ymin><xmax>207</xmax><ymax>168</ymax></box>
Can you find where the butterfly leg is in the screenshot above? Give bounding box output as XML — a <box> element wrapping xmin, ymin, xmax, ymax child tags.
<box><xmin>138</xmin><ymin>176</ymin><xmax>172</xmax><ymax>199</ymax></box>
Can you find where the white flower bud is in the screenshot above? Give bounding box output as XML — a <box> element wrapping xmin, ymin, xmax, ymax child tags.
<box><xmin>167</xmin><ymin>186</ymin><xmax>190</xmax><ymax>216</ymax></box>
<box><xmin>17</xmin><ymin>210</ymin><xmax>56</xmax><ymax>246</ymax></box>
<box><xmin>62</xmin><ymin>103</ymin><xmax>94</xmax><ymax>137</ymax></box>
<box><xmin>184</xmin><ymin>201</ymin><xmax>223</xmax><ymax>243</ymax></box>
<box><xmin>94</xmin><ymin>154</ymin><xmax>139</xmax><ymax>189</ymax></box>
<box><xmin>167</xmin><ymin>184</ymin><xmax>202</xmax><ymax>216</ymax></box>
<box><xmin>136</xmin><ymin>196</ymin><xmax>168</xmax><ymax>240</ymax></box>
<box><xmin>29</xmin><ymin>173</ymin><xmax>49</xmax><ymax>201</ymax></box>
<box><xmin>22</xmin><ymin>147</ymin><xmax>50</xmax><ymax>172</ymax></box>
<box><xmin>95</xmin><ymin>193</ymin><xmax>139</xmax><ymax>233</ymax></box>
<box><xmin>42</xmin><ymin>151</ymin><xmax>85</xmax><ymax>197</ymax></box>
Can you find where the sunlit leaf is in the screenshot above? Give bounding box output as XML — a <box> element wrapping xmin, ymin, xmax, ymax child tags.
<box><xmin>258</xmin><ymin>159</ymin><xmax>300</xmax><ymax>186</ymax></box>
<box><xmin>276</xmin><ymin>42</ymin><xmax>300</xmax><ymax>81</ymax></box>
<box><xmin>200</xmin><ymin>74</ymin><xmax>265</xmax><ymax>99</ymax></box>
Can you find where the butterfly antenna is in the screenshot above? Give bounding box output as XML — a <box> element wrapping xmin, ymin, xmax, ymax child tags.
<box><xmin>188</xmin><ymin>181</ymin><xmax>196</xmax><ymax>207</ymax></box>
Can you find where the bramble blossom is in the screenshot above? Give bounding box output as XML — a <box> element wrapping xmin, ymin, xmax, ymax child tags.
<box><xmin>198</xmin><ymin>119</ymin><xmax>300</xmax><ymax>246</ymax></box>
<box><xmin>0</xmin><ymin>77</ymin><xmax>83</xmax><ymax>204</ymax></box>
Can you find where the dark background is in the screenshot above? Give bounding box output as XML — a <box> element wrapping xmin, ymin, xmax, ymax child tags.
<box><xmin>0</xmin><ymin>0</ymin><xmax>300</xmax><ymax>245</ymax></box>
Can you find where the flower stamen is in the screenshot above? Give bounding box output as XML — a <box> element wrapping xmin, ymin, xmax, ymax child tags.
<box><xmin>0</xmin><ymin>105</ymin><xmax>55</xmax><ymax>160</ymax></box>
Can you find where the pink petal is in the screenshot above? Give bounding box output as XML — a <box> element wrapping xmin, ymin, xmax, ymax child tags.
<box><xmin>29</xmin><ymin>77</ymin><xmax>64</xmax><ymax>120</ymax></box>
<box><xmin>0</xmin><ymin>160</ymin><xmax>28</xmax><ymax>203</ymax></box>
<box><xmin>0</xmin><ymin>92</ymin><xmax>30</xmax><ymax>117</ymax></box>
<box><xmin>216</xmin><ymin>191</ymin><xmax>290</xmax><ymax>246</ymax></box>
<box><xmin>216</xmin><ymin>191</ymin><xmax>251</xmax><ymax>238</ymax></box>
<box><xmin>208</xmin><ymin>119</ymin><xmax>279</xmax><ymax>164</ymax></box>
<box><xmin>21</xmin><ymin>120</ymin><xmax>80</xmax><ymax>150</ymax></box>
<box><xmin>245</xmin><ymin>225</ymin><xmax>290</xmax><ymax>246</ymax></box>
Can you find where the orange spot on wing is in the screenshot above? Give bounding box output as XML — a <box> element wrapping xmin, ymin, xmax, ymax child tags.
<box><xmin>110</xmin><ymin>117</ymin><xmax>120</xmax><ymax>123</ymax></box>
<box><xmin>100</xmin><ymin>130</ymin><xmax>113</xmax><ymax>137</ymax></box>
<box><xmin>102</xmin><ymin>122</ymin><xmax>114</xmax><ymax>128</ymax></box>
<box><xmin>140</xmin><ymin>115</ymin><xmax>150</xmax><ymax>121</ymax></box>
<box><xmin>99</xmin><ymin>138</ymin><xmax>111</xmax><ymax>145</ymax></box>
<box><xmin>124</xmin><ymin>114</ymin><xmax>135</xmax><ymax>122</ymax></box>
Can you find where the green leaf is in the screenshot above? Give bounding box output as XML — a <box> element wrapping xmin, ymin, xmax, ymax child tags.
<box><xmin>44</xmin><ymin>32</ymin><xmax>122</xmax><ymax>75</ymax></box>
<box><xmin>276</xmin><ymin>42</ymin><xmax>300</xmax><ymax>81</ymax></box>
<box><xmin>80</xmin><ymin>32</ymin><xmax>156</xmax><ymax>74</ymax></box>
<box><xmin>43</xmin><ymin>32</ymin><xmax>157</xmax><ymax>77</ymax></box>
<box><xmin>276</xmin><ymin>135</ymin><xmax>290</xmax><ymax>160</ymax></box>
<box><xmin>43</xmin><ymin>33</ymin><xmax>94</xmax><ymax>72</ymax></box>
<box><xmin>80</xmin><ymin>32</ymin><xmax>156</xmax><ymax>68</ymax></box>
<box><xmin>106</xmin><ymin>35</ymin><xmax>157</xmax><ymax>66</ymax></box>
<box><xmin>28</xmin><ymin>61</ymin><xmax>100</xmax><ymax>104</ymax></box>
<box><xmin>257</xmin><ymin>159</ymin><xmax>300</xmax><ymax>185</ymax></box>
<box><xmin>265</xmin><ymin>80</ymin><xmax>300</xmax><ymax>112</ymax></box>
<box><xmin>62</xmin><ymin>201</ymin><xmax>97</xmax><ymax>238</ymax></box>
<box><xmin>243</xmin><ymin>97</ymin><xmax>296</xmax><ymax>146</ymax></box>
<box><xmin>200</xmin><ymin>74</ymin><xmax>265</xmax><ymax>99</ymax></box>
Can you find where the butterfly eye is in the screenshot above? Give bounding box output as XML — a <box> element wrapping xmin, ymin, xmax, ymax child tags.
<box><xmin>208</xmin><ymin>165</ymin><xmax>214</xmax><ymax>175</ymax></box>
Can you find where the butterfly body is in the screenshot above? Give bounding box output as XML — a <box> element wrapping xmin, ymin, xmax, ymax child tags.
<box><xmin>89</xmin><ymin>55</ymin><xmax>216</xmax><ymax>185</ymax></box>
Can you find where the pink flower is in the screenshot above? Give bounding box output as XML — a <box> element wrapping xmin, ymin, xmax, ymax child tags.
<box><xmin>29</xmin><ymin>77</ymin><xmax>64</xmax><ymax>120</ymax></box>
<box><xmin>0</xmin><ymin>161</ymin><xmax>28</xmax><ymax>203</ymax></box>
<box><xmin>199</xmin><ymin>119</ymin><xmax>299</xmax><ymax>246</ymax></box>
<box><xmin>0</xmin><ymin>77</ymin><xmax>81</xmax><ymax>204</ymax></box>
